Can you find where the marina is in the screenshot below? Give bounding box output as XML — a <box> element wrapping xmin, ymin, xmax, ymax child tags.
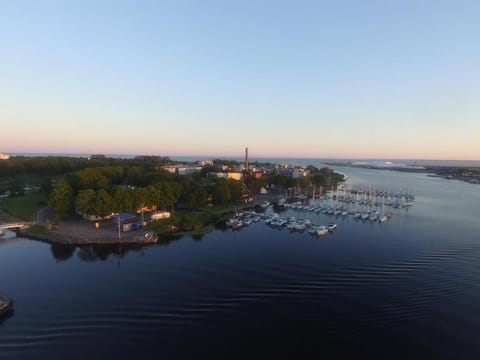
<box><xmin>225</xmin><ymin>185</ymin><xmax>414</xmax><ymax>235</ymax></box>
<box><xmin>0</xmin><ymin>164</ymin><xmax>479</xmax><ymax>359</ymax></box>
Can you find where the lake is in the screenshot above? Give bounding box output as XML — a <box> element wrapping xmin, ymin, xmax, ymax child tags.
<box><xmin>1</xmin><ymin>165</ymin><xmax>480</xmax><ymax>359</ymax></box>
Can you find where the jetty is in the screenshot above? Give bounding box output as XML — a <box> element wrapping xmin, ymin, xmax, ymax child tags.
<box><xmin>15</xmin><ymin>227</ymin><xmax>159</xmax><ymax>246</ymax></box>
<box><xmin>0</xmin><ymin>293</ymin><xmax>13</xmax><ymax>319</ymax></box>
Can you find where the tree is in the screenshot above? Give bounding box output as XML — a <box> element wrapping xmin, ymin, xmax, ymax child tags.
<box><xmin>156</xmin><ymin>181</ymin><xmax>181</xmax><ymax>210</ymax></box>
<box><xmin>245</xmin><ymin>176</ymin><xmax>265</xmax><ymax>195</ymax></box>
<box><xmin>272</xmin><ymin>174</ymin><xmax>295</xmax><ymax>189</ymax></box>
<box><xmin>49</xmin><ymin>177</ymin><xmax>74</xmax><ymax>222</ymax></box>
<box><xmin>185</xmin><ymin>184</ymin><xmax>208</xmax><ymax>209</ymax></box>
<box><xmin>75</xmin><ymin>188</ymin><xmax>96</xmax><ymax>215</ymax></box>
<box><xmin>214</xmin><ymin>180</ymin><xmax>231</xmax><ymax>204</ymax></box>
<box><xmin>93</xmin><ymin>189</ymin><xmax>114</xmax><ymax>218</ymax></box>
<box><xmin>226</xmin><ymin>179</ymin><xmax>243</xmax><ymax>202</ymax></box>
<box><xmin>296</xmin><ymin>176</ymin><xmax>311</xmax><ymax>190</ymax></box>
<box><xmin>113</xmin><ymin>186</ymin><xmax>133</xmax><ymax>213</ymax></box>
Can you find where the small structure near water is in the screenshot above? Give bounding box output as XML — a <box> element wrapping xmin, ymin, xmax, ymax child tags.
<box><xmin>0</xmin><ymin>292</ymin><xmax>13</xmax><ymax>320</ymax></box>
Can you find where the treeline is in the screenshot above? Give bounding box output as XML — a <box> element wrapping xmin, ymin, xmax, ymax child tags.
<box><xmin>271</xmin><ymin>166</ymin><xmax>344</xmax><ymax>190</ymax></box>
<box><xmin>48</xmin><ymin>164</ymin><xmax>252</xmax><ymax>221</ymax></box>
<box><xmin>0</xmin><ymin>155</ymin><xmax>174</xmax><ymax>195</ymax></box>
<box><xmin>0</xmin><ymin>155</ymin><xmax>173</xmax><ymax>178</ymax></box>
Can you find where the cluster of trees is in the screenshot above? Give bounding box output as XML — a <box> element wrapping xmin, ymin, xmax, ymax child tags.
<box><xmin>4</xmin><ymin>155</ymin><xmax>345</xmax><ymax>222</ymax></box>
<box><xmin>48</xmin><ymin>165</ymin><xmax>185</xmax><ymax>220</ymax></box>
<box><xmin>47</xmin><ymin>164</ymin><xmax>259</xmax><ymax>221</ymax></box>
<box><xmin>0</xmin><ymin>155</ymin><xmax>176</xmax><ymax>196</ymax></box>
<box><xmin>272</xmin><ymin>166</ymin><xmax>344</xmax><ymax>191</ymax></box>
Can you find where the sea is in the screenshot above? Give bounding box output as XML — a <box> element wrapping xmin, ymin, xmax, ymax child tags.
<box><xmin>1</xmin><ymin>158</ymin><xmax>480</xmax><ymax>359</ymax></box>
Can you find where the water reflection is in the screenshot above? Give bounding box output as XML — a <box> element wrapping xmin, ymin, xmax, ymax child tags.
<box><xmin>50</xmin><ymin>243</ymin><xmax>75</xmax><ymax>261</ymax></box>
<box><xmin>48</xmin><ymin>233</ymin><xmax>186</xmax><ymax>262</ymax></box>
<box><xmin>0</xmin><ymin>308</ymin><xmax>14</xmax><ymax>325</ymax></box>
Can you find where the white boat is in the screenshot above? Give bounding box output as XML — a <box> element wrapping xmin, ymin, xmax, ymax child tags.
<box><xmin>260</xmin><ymin>201</ymin><xmax>271</xmax><ymax>209</ymax></box>
<box><xmin>361</xmin><ymin>212</ymin><xmax>370</xmax><ymax>220</ymax></box>
<box><xmin>327</xmin><ymin>223</ymin><xmax>337</xmax><ymax>231</ymax></box>
<box><xmin>294</xmin><ymin>223</ymin><xmax>307</xmax><ymax>231</ymax></box>
<box><xmin>143</xmin><ymin>231</ymin><xmax>159</xmax><ymax>243</ymax></box>
<box><xmin>227</xmin><ymin>218</ymin><xmax>243</xmax><ymax>228</ymax></box>
<box><xmin>316</xmin><ymin>226</ymin><xmax>328</xmax><ymax>236</ymax></box>
<box><xmin>379</xmin><ymin>215</ymin><xmax>388</xmax><ymax>223</ymax></box>
<box><xmin>277</xmin><ymin>198</ymin><xmax>285</xmax><ymax>208</ymax></box>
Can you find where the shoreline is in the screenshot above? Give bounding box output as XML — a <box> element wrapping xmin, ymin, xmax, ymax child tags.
<box><xmin>12</xmin><ymin>201</ymin><xmax>266</xmax><ymax>246</ymax></box>
<box><xmin>15</xmin><ymin>228</ymin><xmax>159</xmax><ymax>246</ymax></box>
<box><xmin>326</xmin><ymin>163</ymin><xmax>480</xmax><ymax>185</ymax></box>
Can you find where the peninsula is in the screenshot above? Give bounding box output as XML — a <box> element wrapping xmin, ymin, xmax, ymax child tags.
<box><xmin>325</xmin><ymin>162</ymin><xmax>480</xmax><ymax>185</ymax></box>
<box><xmin>1</xmin><ymin>154</ymin><xmax>344</xmax><ymax>245</ymax></box>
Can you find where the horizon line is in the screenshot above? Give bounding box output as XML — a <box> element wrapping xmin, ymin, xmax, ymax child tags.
<box><xmin>3</xmin><ymin>151</ymin><xmax>480</xmax><ymax>163</ymax></box>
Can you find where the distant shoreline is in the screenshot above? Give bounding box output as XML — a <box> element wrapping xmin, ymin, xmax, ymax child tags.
<box><xmin>325</xmin><ymin>162</ymin><xmax>480</xmax><ymax>185</ymax></box>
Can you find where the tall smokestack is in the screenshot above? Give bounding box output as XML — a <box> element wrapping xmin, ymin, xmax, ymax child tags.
<box><xmin>245</xmin><ymin>147</ymin><xmax>249</xmax><ymax>173</ymax></box>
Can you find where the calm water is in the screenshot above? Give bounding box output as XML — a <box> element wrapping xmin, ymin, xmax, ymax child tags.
<box><xmin>1</xmin><ymin>166</ymin><xmax>480</xmax><ymax>359</ymax></box>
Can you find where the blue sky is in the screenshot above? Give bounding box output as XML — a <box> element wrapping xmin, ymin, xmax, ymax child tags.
<box><xmin>1</xmin><ymin>0</ymin><xmax>479</xmax><ymax>159</ymax></box>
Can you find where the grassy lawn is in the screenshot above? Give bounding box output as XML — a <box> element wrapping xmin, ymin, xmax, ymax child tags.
<box><xmin>0</xmin><ymin>192</ymin><xmax>48</xmax><ymax>221</ymax></box>
<box><xmin>147</xmin><ymin>210</ymin><xmax>216</xmax><ymax>234</ymax></box>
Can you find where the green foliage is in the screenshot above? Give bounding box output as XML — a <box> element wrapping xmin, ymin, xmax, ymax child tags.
<box><xmin>296</xmin><ymin>176</ymin><xmax>311</xmax><ymax>189</ymax></box>
<box><xmin>213</xmin><ymin>179</ymin><xmax>231</xmax><ymax>204</ymax></box>
<box><xmin>75</xmin><ymin>189</ymin><xmax>96</xmax><ymax>215</ymax></box>
<box><xmin>113</xmin><ymin>186</ymin><xmax>133</xmax><ymax>213</ymax></box>
<box><xmin>126</xmin><ymin>166</ymin><xmax>144</xmax><ymax>186</ymax></box>
<box><xmin>49</xmin><ymin>178</ymin><xmax>74</xmax><ymax>221</ymax></box>
<box><xmin>94</xmin><ymin>189</ymin><xmax>114</xmax><ymax>217</ymax></box>
<box><xmin>226</xmin><ymin>179</ymin><xmax>243</xmax><ymax>201</ymax></box>
<box><xmin>169</xmin><ymin>212</ymin><xmax>211</xmax><ymax>231</ymax></box>
<box><xmin>8</xmin><ymin>178</ymin><xmax>25</xmax><ymax>196</ymax></box>
<box><xmin>0</xmin><ymin>192</ymin><xmax>47</xmax><ymax>221</ymax></box>
<box><xmin>245</xmin><ymin>176</ymin><xmax>265</xmax><ymax>194</ymax></box>
<box><xmin>272</xmin><ymin>174</ymin><xmax>295</xmax><ymax>189</ymax></box>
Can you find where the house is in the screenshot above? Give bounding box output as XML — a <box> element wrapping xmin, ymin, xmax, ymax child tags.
<box><xmin>111</xmin><ymin>213</ymin><xmax>138</xmax><ymax>232</ymax></box>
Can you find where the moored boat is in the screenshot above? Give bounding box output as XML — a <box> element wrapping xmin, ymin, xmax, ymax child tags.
<box><xmin>316</xmin><ymin>226</ymin><xmax>328</xmax><ymax>236</ymax></box>
<box><xmin>327</xmin><ymin>223</ymin><xmax>337</xmax><ymax>231</ymax></box>
<box><xmin>143</xmin><ymin>231</ymin><xmax>159</xmax><ymax>243</ymax></box>
<box><xmin>260</xmin><ymin>201</ymin><xmax>271</xmax><ymax>209</ymax></box>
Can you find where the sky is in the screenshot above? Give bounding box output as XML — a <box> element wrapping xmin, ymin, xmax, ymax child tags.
<box><xmin>1</xmin><ymin>0</ymin><xmax>479</xmax><ymax>160</ymax></box>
